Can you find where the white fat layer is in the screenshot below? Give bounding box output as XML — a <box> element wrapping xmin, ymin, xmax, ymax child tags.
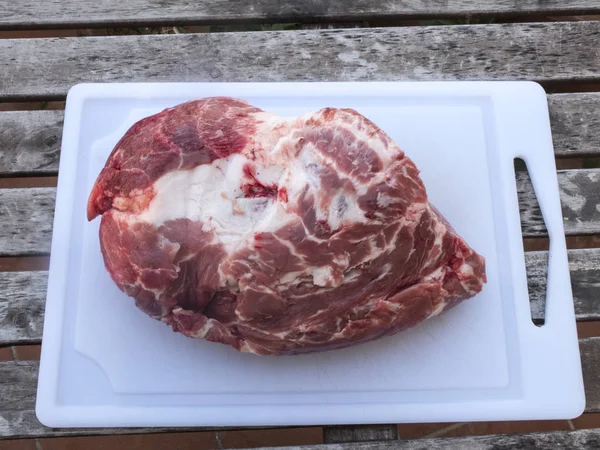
<box><xmin>286</xmin><ymin>144</ymin><xmax>321</xmax><ymax>194</ymax></box>
<box><xmin>253</xmin><ymin>113</ymin><xmax>294</xmax><ymax>158</ymax></box>
<box><xmin>430</xmin><ymin>301</ymin><xmax>447</xmax><ymax>317</ymax></box>
<box><xmin>283</xmin><ymin>143</ymin><xmax>367</xmax><ymax>230</ymax></box>
<box><xmin>254</xmin><ymin>165</ymin><xmax>284</xmax><ymax>186</ymax></box>
<box><xmin>328</xmin><ymin>191</ymin><xmax>364</xmax><ymax>231</ymax></box>
<box><xmin>312</xmin><ymin>266</ymin><xmax>333</xmax><ymax>287</ymax></box>
<box><xmin>138</xmin><ymin>153</ymin><xmax>285</xmax><ymax>249</ymax></box>
<box><xmin>279</xmin><ymin>270</ymin><xmax>307</xmax><ymax>285</ymax></box>
<box><xmin>136</xmin><ymin>111</ymin><xmax>387</xmax><ymax>256</ymax></box>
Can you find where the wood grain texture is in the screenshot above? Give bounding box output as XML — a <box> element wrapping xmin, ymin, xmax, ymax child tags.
<box><xmin>581</xmin><ymin>338</ymin><xmax>600</xmax><ymax>415</ymax></box>
<box><xmin>3</xmin><ymin>0</ymin><xmax>600</xmax><ymax>29</ymax></box>
<box><xmin>2</xmin><ymin>21</ymin><xmax>600</xmax><ymax>100</ymax></box>
<box><xmin>528</xmin><ymin>249</ymin><xmax>600</xmax><ymax>322</ymax></box>
<box><xmin>0</xmin><ymin>111</ymin><xmax>63</xmax><ymax>176</ymax></box>
<box><xmin>549</xmin><ymin>94</ymin><xmax>600</xmax><ymax>158</ymax></box>
<box><xmin>2</xmin><ymin>93</ymin><xmax>599</xmax><ymax>177</ymax></box>
<box><xmin>323</xmin><ymin>425</ymin><xmax>398</xmax><ymax>444</ymax></box>
<box><xmin>517</xmin><ymin>169</ymin><xmax>600</xmax><ymax>238</ymax></box>
<box><xmin>2</xmin><ymin>338</ymin><xmax>598</xmax><ymax>437</ymax></box>
<box><xmin>0</xmin><ymin>272</ymin><xmax>47</xmax><ymax>346</ymax></box>
<box><xmin>1</xmin><ymin>169</ymin><xmax>597</xmax><ymax>256</ymax></box>
<box><xmin>0</xmin><ymin>361</ymin><xmax>222</xmax><ymax>438</ymax></box>
<box><xmin>238</xmin><ymin>429</ymin><xmax>600</xmax><ymax>450</ymax></box>
<box><xmin>0</xmin><ymin>188</ymin><xmax>55</xmax><ymax>256</ymax></box>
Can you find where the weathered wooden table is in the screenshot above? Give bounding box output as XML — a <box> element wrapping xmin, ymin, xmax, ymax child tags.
<box><xmin>1</xmin><ymin>1</ymin><xmax>600</xmax><ymax>448</ymax></box>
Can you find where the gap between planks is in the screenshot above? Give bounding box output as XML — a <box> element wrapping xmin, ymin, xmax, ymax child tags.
<box><xmin>0</xmin><ymin>256</ymin><xmax>50</xmax><ymax>272</ymax></box>
<box><xmin>0</xmin><ymin>177</ymin><xmax>57</xmax><ymax>189</ymax></box>
<box><xmin>524</xmin><ymin>236</ymin><xmax>600</xmax><ymax>251</ymax></box>
<box><xmin>1</xmin><ymin>14</ymin><xmax>600</xmax><ymax>38</ymax></box>
<box><xmin>0</xmin><ymin>101</ymin><xmax>65</xmax><ymax>112</ymax></box>
<box><xmin>2</xmin><ymin>83</ymin><xmax>600</xmax><ymax>105</ymax></box>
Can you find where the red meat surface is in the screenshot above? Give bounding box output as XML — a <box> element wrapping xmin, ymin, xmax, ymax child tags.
<box><xmin>88</xmin><ymin>97</ymin><xmax>486</xmax><ymax>355</ymax></box>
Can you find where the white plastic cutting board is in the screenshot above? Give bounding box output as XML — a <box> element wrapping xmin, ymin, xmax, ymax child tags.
<box><xmin>37</xmin><ymin>82</ymin><xmax>584</xmax><ymax>428</ymax></box>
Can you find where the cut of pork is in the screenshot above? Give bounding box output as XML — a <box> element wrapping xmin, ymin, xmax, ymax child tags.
<box><xmin>88</xmin><ymin>97</ymin><xmax>486</xmax><ymax>355</ymax></box>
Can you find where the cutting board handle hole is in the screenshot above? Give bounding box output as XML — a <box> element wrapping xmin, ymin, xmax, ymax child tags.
<box><xmin>514</xmin><ymin>158</ymin><xmax>549</xmax><ymax>327</ymax></box>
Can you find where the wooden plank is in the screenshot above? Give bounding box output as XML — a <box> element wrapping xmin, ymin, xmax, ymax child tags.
<box><xmin>239</xmin><ymin>429</ymin><xmax>600</xmax><ymax>450</ymax></box>
<box><xmin>2</xmin><ymin>248</ymin><xmax>598</xmax><ymax>347</ymax></box>
<box><xmin>323</xmin><ymin>425</ymin><xmax>398</xmax><ymax>444</ymax></box>
<box><xmin>0</xmin><ymin>271</ymin><xmax>46</xmax><ymax>346</ymax></box>
<box><xmin>3</xmin><ymin>0</ymin><xmax>600</xmax><ymax>30</ymax></box>
<box><xmin>1</xmin><ymin>169</ymin><xmax>597</xmax><ymax>256</ymax></box>
<box><xmin>0</xmin><ymin>361</ymin><xmax>223</xmax><ymax>438</ymax></box>
<box><xmin>0</xmin><ymin>188</ymin><xmax>55</xmax><ymax>256</ymax></box>
<box><xmin>581</xmin><ymin>338</ymin><xmax>600</xmax><ymax>414</ymax></box>
<box><xmin>527</xmin><ymin>249</ymin><xmax>600</xmax><ymax>323</ymax></box>
<box><xmin>2</xmin><ymin>21</ymin><xmax>600</xmax><ymax>100</ymax></box>
<box><xmin>517</xmin><ymin>169</ymin><xmax>600</xmax><ymax>238</ymax></box>
<box><xmin>1</xmin><ymin>94</ymin><xmax>598</xmax><ymax>177</ymax></box>
<box><xmin>548</xmin><ymin>94</ymin><xmax>600</xmax><ymax>158</ymax></box>
<box><xmin>0</xmin><ymin>111</ymin><xmax>63</xmax><ymax>176</ymax></box>
<box><xmin>2</xmin><ymin>337</ymin><xmax>598</xmax><ymax>438</ymax></box>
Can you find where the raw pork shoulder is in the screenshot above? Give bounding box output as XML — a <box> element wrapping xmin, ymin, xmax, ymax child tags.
<box><xmin>88</xmin><ymin>97</ymin><xmax>486</xmax><ymax>355</ymax></box>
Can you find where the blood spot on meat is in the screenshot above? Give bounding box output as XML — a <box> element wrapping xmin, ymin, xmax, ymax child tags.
<box><xmin>241</xmin><ymin>162</ymin><xmax>278</xmax><ymax>198</ymax></box>
<box><xmin>242</xmin><ymin>183</ymin><xmax>278</xmax><ymax>198</ymax></box>
<box><xmin>278</xmin><ymin>187</ymin><xmax>288</xmax><ymax>203</ymax></box>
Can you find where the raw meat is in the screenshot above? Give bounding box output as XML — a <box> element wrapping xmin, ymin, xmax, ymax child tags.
<box><xmin>88</xmin><ymin>97</ymin><xmax>486</xmax><ymax>356</ymax></box>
